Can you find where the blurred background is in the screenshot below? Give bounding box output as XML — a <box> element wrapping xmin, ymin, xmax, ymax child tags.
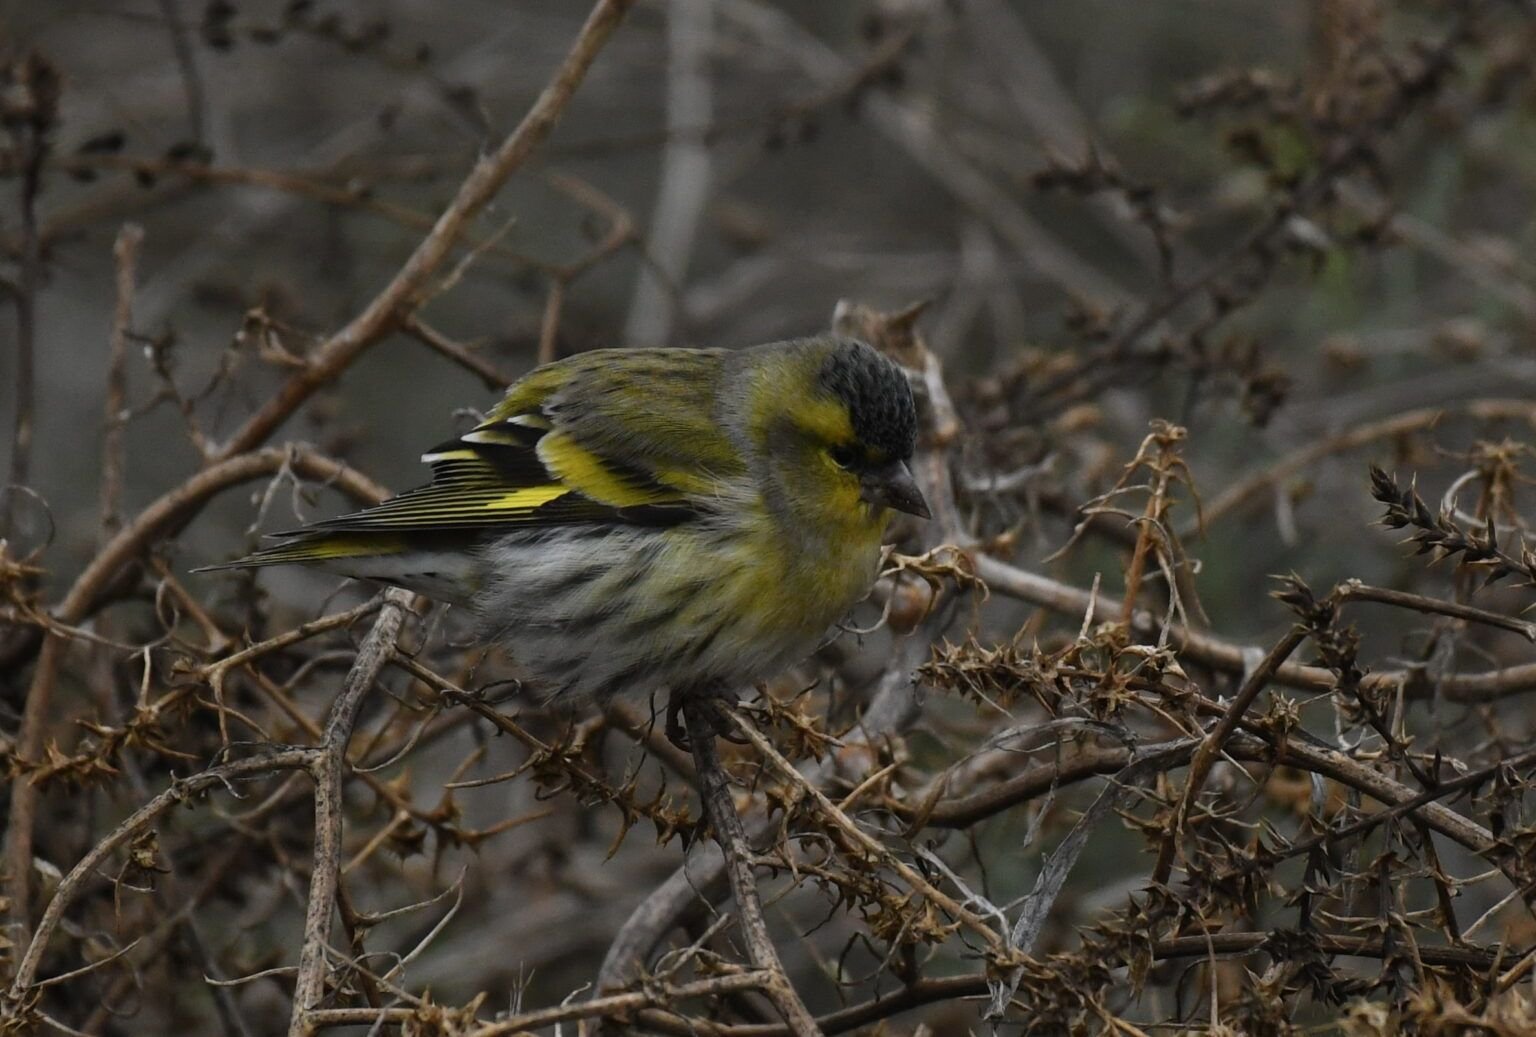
<box><xmin>4</xmin><ymin>0</ymin><xmax>1536</xmax><ymax>1033</ymax></box>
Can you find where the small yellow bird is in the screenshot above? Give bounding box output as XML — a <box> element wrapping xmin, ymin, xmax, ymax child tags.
<box><xmin>203</xmin><ymin>335</ymin><xmax>928</xmax><ymax>734</ymax></box>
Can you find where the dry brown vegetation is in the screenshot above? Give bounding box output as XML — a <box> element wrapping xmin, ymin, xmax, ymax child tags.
<box><xmin>5</xmin><ymin>0</ymin><xmax>1536</xmax><ymax>1034</ymax></box>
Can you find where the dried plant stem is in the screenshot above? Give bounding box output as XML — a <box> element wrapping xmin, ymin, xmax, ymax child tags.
<box><xmin>1152</xmin><ymin>625</ymin><xmax>1307</xmax><ymax>885</ymax></box>
<box><xmin>683</xmin><ymin>700</ymin><xmax>823</xmax><ymax>1037</ymax></box>
<box><xmin>1118</xmin><ymin>438</ymin><xmax>1179</xmax><ymax>623</ymax></box>
<box><xmin>1337</xmin><ymin>579</ymin><xmax>1536</xmax><ymax>641</ymax></box>
<box><xmin>974</xmin><ymin>553</ymin><xmax>1536</xmax><ymax>703</ymax></box>
<box><xmin>727</xmin><ymin>712</ymin><xmax>1005</xmax><ymax>955</ymax></box>
<box><xmin>288</xmin><ymin>587</ymin><xmax>413</xmax><ymax>1034</ymax></box>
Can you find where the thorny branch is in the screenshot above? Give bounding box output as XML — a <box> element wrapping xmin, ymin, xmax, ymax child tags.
<box><xmin>7</xmin><ymin>1</ymin><xmax>1536</xmax><ymax>1034</ymax></box>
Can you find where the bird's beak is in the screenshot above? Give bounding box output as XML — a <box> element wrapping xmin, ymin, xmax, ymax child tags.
<box><xmin>859</xmin><ymin>460</ymin><xmax>931</xmax><ymax>519</ymax></box>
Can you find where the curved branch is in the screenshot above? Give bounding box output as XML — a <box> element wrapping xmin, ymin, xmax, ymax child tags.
<box><xmin>210</xmin><ymin>0</ymin><xmax>636</xmax><ymax>462</ymax></box>
<box><xmin>4</xmin><ymin>446</ymin><xmax>383</xmax><ymax>955</ymax></box>
<box><xmin>5</xmin><ymin>749</ymin><xmax>316</xmax><ymax>999</ymax></box>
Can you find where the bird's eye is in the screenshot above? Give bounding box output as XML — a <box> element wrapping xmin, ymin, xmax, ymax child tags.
<box><xmin>829</xmin><ymin>445</ymin><xmax>858</xmax><ymax>470</ymax></box>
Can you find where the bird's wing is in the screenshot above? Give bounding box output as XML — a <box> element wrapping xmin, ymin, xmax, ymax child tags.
<box><xmin>196</xmin><ymin>349</ymin><xmax>750</xmax><ymax>572</ymax></box>
<box><xmin>485</xmin><ymin>346</ymin><xmax>746</xmax><ymax>501</ymax></box>
<box><xmin>196</xmin><ymin>348</ymin><xmax>755</xmax><ymax>574</ymax></box>
<box><xmin>288</xmin><ymin>349</ymin><xmax>744</xmax><ymax>537</ymax></box>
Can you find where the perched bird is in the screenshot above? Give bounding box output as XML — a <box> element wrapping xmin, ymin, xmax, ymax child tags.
<box><xmin>202</xmin><ymin>335</ymin><xmax>928</xmax><ymax>737</ymax></box>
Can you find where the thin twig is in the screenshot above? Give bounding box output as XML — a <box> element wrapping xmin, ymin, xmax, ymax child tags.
<box><xmin>1337</xmin><ymin>579</ymin><xmax>1536</xmax><ymax>642</ymax></box>
<box><xmin>49</xmin><ymin>152</ymin><xmax>545</xmax><ymax>271</ymax></box>
<box><xmin>727</xmin><ymin>711</ymin><xmax>1005</xmax><ymax>955</ymax></box>
<box><xmin>1191</xmin><ymin>399</ymin><xmax>1536</xmax><ymax>534</ymax></box>
<box><xmin>1151</xmin><ymin>626</ymin><xmax>1307</xmax><ymax>886</ymax></box>
<box><xmin>99</xmin><ymin>223</ymin><xmax>143</xmax><ymax>540</ymax></box>
<box><xmin>399</xmin><ymin>314</ymin><xmax>514</xmax><ymax>391</ymax></box>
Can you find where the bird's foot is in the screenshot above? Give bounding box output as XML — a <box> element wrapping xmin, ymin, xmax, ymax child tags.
<box><xmin>665</xmin><ymin>685</ymin><xmax>744</xmax><ymax>750</ymax></box>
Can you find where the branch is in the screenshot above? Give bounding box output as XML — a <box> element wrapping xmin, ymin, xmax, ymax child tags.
<box><xmin>1337</xmin><ymin>579</ymin><xmax>1536</xmax><ymax>642</ymax></box>
<box><xmin>1152</xmin><ymin>625</ymin><xmax>1307</xmax><ymax>885</ymax></box>
<box><xmin>3</xmin><ymin>447</ymin><xmax>385</xmax><ymax>956</ymax></box>
<box><xmin>288</xmin><ymin>587</ymin><xmax>413</xmax><ymax>1033</ymax></box>
<box><xmin>623</xmin><ymin>0</ymin><xmax>713</xmax><ymax>346</ymax></box>
<box><xmin>727</xmin><ymin>711</ymin><xmax>1006</xmax><ymax>956</ymax></box>
<box><xmin>398</xmin><ymin>315</ymin><xmax>514</xmax><ymax>391</ymax></box>
<box><xmin>305</xmin><ymin>970</ymin><xmax>775</xmax><ymax>1034</ymax></box>
<box><xmin>4</xmin><ymin>749</ymin><xmax>316</xmax><ymax>1000</ymax></box>
<box><xmin>629</xmin><ymin>931</ymin><xmax>1509</xmax><ymax>1037</ymax></box>
<box><xmin>211</xmin><ymin>0</ymin><xmax>636</xmax><ymax>462</ymax></box>
<box><xmin>973</xmin><ymin>553</ymin><xmax>1536</xmax><ymax>702</ymax></box>
<box><xmin>1191</xmin><ymin>399</ymin><xmax>1536</xmax><ymax>534</ymax></box>
<box><xmin>683</xmin><ymin>700</ymin><xmax>822</xmax><ymax>1037</ymax></box>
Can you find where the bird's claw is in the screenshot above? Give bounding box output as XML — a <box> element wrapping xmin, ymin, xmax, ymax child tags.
<box><xmin>664</xmin><ymin>686</ymin><xmax>743</xmax><ymax>750</ymax></box>
<box><xmin>665</xmin><ymin>694</ymin><xmax>690</xmax><ymax>751</ymax></box>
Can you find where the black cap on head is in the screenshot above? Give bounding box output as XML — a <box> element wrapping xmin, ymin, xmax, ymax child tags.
<box><xmin>818</xmin><ymin>338</ymin><xmax>917</xmax><ymax>461</ymax></box>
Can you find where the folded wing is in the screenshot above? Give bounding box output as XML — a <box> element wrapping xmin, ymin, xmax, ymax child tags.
<box><xmin>199</xmin><ymin>348</ymin><xmax>741</xmax><ymax>570</ymax></box>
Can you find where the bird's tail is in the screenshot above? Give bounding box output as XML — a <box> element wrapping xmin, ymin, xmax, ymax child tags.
<box><xmin>195</xmin><ymin>532</ymin><xmax>479</xmax><ymax>606</ymax></box>
<box><xmin>191</xmin><ymin>532</ymin><xmax>408</xmax><ymax>573</ymax></box>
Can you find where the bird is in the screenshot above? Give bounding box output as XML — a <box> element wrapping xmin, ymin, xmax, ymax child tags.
<box><xmin>200</xmin><ymin>335</ymin><xmax>929</xmax><ymax>741</ymax></box>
